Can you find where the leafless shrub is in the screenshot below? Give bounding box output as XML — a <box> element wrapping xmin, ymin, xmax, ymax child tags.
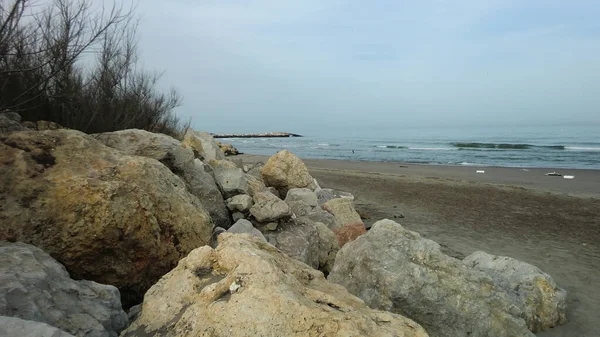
<box><xmin>0</xmin><ymin>0</ymin><xmax>187</xmax><ymax>138</ymax></box>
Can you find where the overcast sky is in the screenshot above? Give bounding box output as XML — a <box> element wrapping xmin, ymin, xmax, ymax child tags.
<box><xmin>127</xmin><ymin>0</ymin><xmax>599</xmax><ymax>133</ymax></box>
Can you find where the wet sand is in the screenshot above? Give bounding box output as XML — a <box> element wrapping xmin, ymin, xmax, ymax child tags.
<box><xmin>239</xmin><ymin>154</ymin><xmax>600</xmax><ymax>337</ymax></box>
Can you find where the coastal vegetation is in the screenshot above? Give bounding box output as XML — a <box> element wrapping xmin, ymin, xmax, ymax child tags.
<box><xmin>0</xmin><ymin>0</ymin><xmax>187</xmax><ymax>138</ymax></box>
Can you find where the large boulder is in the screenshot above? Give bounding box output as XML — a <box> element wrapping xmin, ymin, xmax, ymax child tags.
<box><xmin>0</xmin><ymin>316</ymin><xmax>75</xmax><ymax>337</ymax></box>
<box><xmin>264</xmin><ymin>217</ymin><xmax>339</xmax><ymax>274</ymax></box>
<box><xmin>0</xmin><ymin>130</ymin><xmax>214</xmax><ymax>307</ymax></box>
<box><xmin>463</xmin><ymin>251</ymin><xmax>567</xmax><ymax>332</ymax></box>
<box><xmin>0</xmin><ymin>241</ymin><xmax>128</xmax><ymax>337</ymax></box>
<box><xmin>328</xmin><ymin>219</ymin><xmax>537</xmax><ymax>337</ymax></box>
<box><xmin>209</xmin><ymin>159</ymin><xmax>248</xmax><ymax>198</ymax></box>
<box><xmin>0</xmin><ymin>111</ymin><xmax>29</xmax><ymax>133</ymax></box>
<box><xmin>93</xmin><ymin>129</ymin><xmax>231</xmax><ymax>229</ymax></box>
<box><xmin>121</xmin><ymin>234</ymin><xmax>429</xmax><ymax>337</ymax></box>
<box><xmin>249</xmin><ymin>191</ymin><xmax>292</xmax><ymax>223</ymax></box>
<box><xmin>322</xmin><ymin>198</ymin><xmax>366</xmax><ymax>247</ymax></box>
<box><xmin>182</xmin><ymin>130</ymin><xmax>225</xmax><ymax>161</ymax></box>
<box><xmin>260</xmin><ymin>150</ymin><xmax>316</xmax><ymax>196</ymax></box>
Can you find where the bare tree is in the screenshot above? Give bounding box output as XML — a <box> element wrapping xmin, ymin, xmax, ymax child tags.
<box><xmin>0</xmin><ymin>0</ymin><xmax>187</xmax><ymax>138</ymax></box>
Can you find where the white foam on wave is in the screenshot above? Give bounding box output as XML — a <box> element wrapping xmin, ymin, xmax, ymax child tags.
<box><xmin>565</xmin><ymin>146</ymin><xmax>600</xmax><ymax>151</ymax></box>
<box><xmin>410</xmin><ymin>147</ymin><xmax>457</xmax><ymax>151</ymax></box>
<box><xmin>459</xmin><ymin>162</ymin><xmax>489</xmax><ymax>166</ymax></box>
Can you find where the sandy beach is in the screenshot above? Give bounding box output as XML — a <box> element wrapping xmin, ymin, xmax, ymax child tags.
<box><xmin>239</xmin><ymin>154</ymin><xmax>600</xmax><ymax>337</ymax></box>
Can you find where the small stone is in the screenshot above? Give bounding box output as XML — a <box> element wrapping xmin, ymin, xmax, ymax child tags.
<box><xmin>265</xmin><ymin>222</ymin><xmax>279</xmax><ymax>231</ymax></box>
<box><xmin>229</xmin><ymin>281</ymin><xmax>241</xmax><ymax>293</ymax></box>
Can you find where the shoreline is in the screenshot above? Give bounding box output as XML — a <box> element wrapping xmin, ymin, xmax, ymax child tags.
<box><xmin>238</xmin><ymin>154</ymin><xmax>600</xmax><ymax>198</ymax></box>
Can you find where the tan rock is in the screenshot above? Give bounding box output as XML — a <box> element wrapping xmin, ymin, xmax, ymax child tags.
<box><xmin>182</xmin><ymin>130</ymin><xmax>225</xmax><ymax>161</ymax></box>
<box><xmin>260</xmin><ymin>150</ymin><xmax>316</xmax><ymax>195</ymax></box>
<box><xmin>215</xmin><ymin>141</ymin><xmax>240</xmax><ymax>156</ymax></box>
<box><xmin>93</xmin><ymin>129</ymin><xmax>231</xmax><ymax>229</ymax></box>
<box><xmin>322</xmin><ymin>197</ymin><xmax>363</xmax><ymax>227</ymax></box>
<box><xmin>0</xmin><ymin>130</ymin><xmax>213</xmax><ymax>307</ymax></box>
<box><xmin>245</xmin><ymin>174</ymin><xmax>267</xmax><ymax>197</ymax></box>
<box><xmin>322</xmin><ymin>198</ymin><xmax>366</xmax><ymax>246</ymax></box>
<box><xmin>249</xmin><ymin>191</ymin><xmax>292</xmax><ymax>222</ymax></box>
<box><xmin>121</xmin><ymin>233</ymin><xmax>429</xmax><ymax>337</ymax></box>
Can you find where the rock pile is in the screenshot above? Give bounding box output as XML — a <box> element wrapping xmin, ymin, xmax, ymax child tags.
<box><xmin>0</xmin><ymin>115</ymin><xmax>568</xmax><ymax>337</ymax></box>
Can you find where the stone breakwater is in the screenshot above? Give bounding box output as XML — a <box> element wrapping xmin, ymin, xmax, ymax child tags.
<box><xmin>212</xmin><ymin>131</ymin><xmax>302</xmax><ymax>138</ymax></box>
<box><xmin>0</xmin><ymin>110</ymin><xmax>568</xmax><ymax>337</ymax></box>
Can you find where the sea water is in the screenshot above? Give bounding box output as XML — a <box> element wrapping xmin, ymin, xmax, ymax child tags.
<box><xmin>223</xmin><ymin>124</ymin><xmax>600</xmax><ymax>169</ymax></box>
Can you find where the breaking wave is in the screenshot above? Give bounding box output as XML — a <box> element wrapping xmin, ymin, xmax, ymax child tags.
<box><xmin>452</xmin><ymin>142</ymin><xmax>565</xmax><ymax>150</ymax></box>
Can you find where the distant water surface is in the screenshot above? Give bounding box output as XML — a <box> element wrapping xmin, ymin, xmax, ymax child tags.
<box><xmin>223</xmin><ymin>125</ymin><xmax>600</xmax><ymax>169</ymax></box>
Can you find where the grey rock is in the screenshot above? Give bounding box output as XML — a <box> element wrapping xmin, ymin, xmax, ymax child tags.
<box><xmin>463</xmin><ymin>251</ymin><xmax>567</xmax><ymax>332</ymax></box>
<box><xmin>126</xmin><ymin>305</ymin><xmax>142</xmax><ymax>323</ymax></box>
<box><xmin>303</xmin><ymin>208</ymin><xmax>340</xmax><ymax>230</ymax></box>
<box><xmin>231</xmin><ymin>212</ymin><xmax>246</xmax><ymax>222</ymax></box>
<box><xmin>250</xmin><ymin>192</ymin><xmax>292</xmax><ymax>223</ymax></box>
<box><xmin>264</xmin><ymin>217</ymin><xmax>338</xmax><ymax>274</ymax></box>
<box><xmin>328</xmin><ymin>219</ymin><xmax>536</xmax><ymax>337</ymax></box>
<box><xmin>285</xmin><ymin>188</ymin><xmax>318</xmax><ymax>216</ymax></box>
<box><xmin>264</xmin><ymin>222</ymin><xmax>278</xmax><ymax>231</ymax></box>
<box><xmin>1</xmin><ymin>110</ymin><xmax>21</xmax><ymax>122</ymax></box>
<box><xmin>266</xmin><ymin>186</ymin><xmax>280</xmax><ymax>198</ymax></box>
<box><xmin>230</xmin><ymin>157</ymin><xmax>244</xmax><ymax>169</ymax></box>
<box><xmin>93</xmin><ymin>129</ymin><xmax>231</xmax><ymax>229</ymax></box>
<box><xmin>285</xmin><ymin>188</ymin><xmax>318</xmax><ymax>207</ymax></box>
<box><xmin>0</xmin><ymin>241</ymin><xmax>128</xmax><ymax>337</ymax></box>
<box><xmin>0</xmin><ymin>316</ymin><xmax>76</xmax><ymax>337</ymax></box>
<box><xmin>227</xmin><ymin>219</ymin><xmax>266</xmax><ymax>242</ymax></box>
<box><xmin>182</xmin><ymin>130</ymin><xmax>225</xmax><ymax>161</ymax></box>
<box><xmin>314</xmin><ymin>221</ymin><xmax>340</xmax><ymax>274</ymax></box>
<box><xmin>316</xmin><ymin>188</ymin><xmax>336</xmax><ymax>205</ymax></box>
<box><xmin>0</xmin><ymin>111</ymin><xmax>29</xmax><ymax>133</ymax></box>
<box><xmin>226</xmin><ymin>194</ymin><xmax>254</xmax><ymax>212</ymax></box>
<box><xmin>209</xmin><ymin>160</ymin><xmax>248</xmax><ymax>198</ymax></box>
<box><xmin>285</xmin><ymin>200</ymin><xmax>313</xmax><ymax>216</ymax></box>
<box><xmin>246</xmin><ymin>163</ymin><xmax>264</xmax><ymax>178</ymax></box>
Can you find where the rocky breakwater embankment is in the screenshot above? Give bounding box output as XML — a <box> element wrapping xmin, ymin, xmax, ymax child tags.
<box><xmin>212</xmin><ymin>131</ymin><xmax>303</xmax><ymax>138</ymax></box>
<box><xmin>0</xmin><ymin>110</ymin><xmax>567</xmax><ymax>336</ymax></box>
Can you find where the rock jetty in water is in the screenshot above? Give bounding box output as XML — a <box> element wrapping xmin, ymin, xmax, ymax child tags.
<box><xmin>212</xmin><ymin>131</ymin><xmax>302</xmax><ymax>138</ymax></box>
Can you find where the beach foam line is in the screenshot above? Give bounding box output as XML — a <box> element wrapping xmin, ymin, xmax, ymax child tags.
<box><xmin>451</xmin><ymin>142</ymin><xmax>566</xmax><ymax>150</ymax></box>
<box><xmin>565</xmin><ymin>147</ymin><xmax>600</xmax><ymax>151</ymax></box>
<box><xmin>411</xmin><ymin>147</ymin><xmax>457</xmax><ymax>151</ymax></box>
<box><xmin>374</xmin><ymin>145</ymin><xmax>408</xmax><ymax>149</ymax></box>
